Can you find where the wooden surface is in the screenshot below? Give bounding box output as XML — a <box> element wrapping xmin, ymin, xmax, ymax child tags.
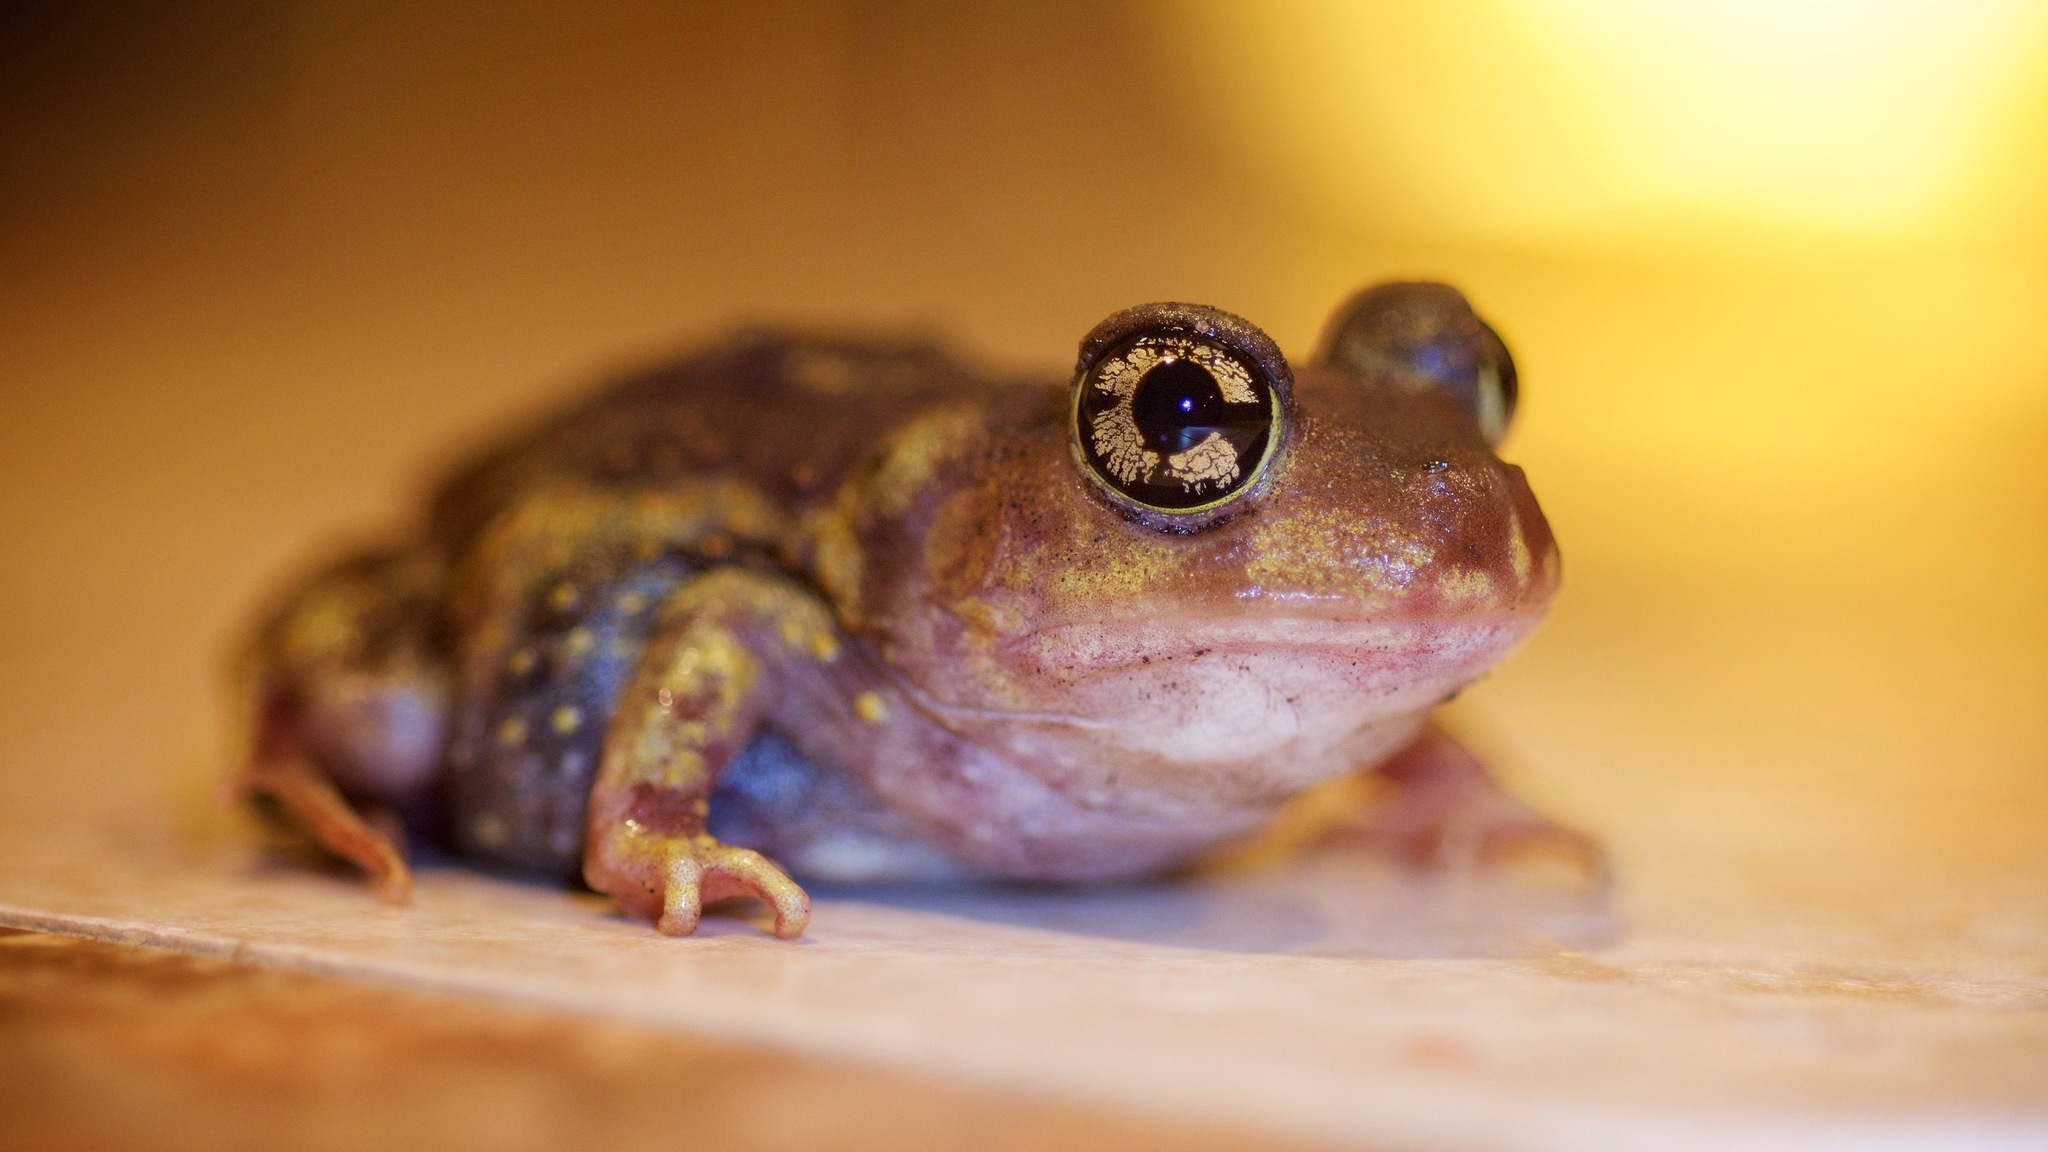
<box><xmin>0</xmin><ymin>929</ymin><xmax>1316</xmax><ymax>1152</ymax></box>
<box><xmin>1</xmin><ymin>768</ymin><xmax>2042</xmax><ymax>1151</ymax></box>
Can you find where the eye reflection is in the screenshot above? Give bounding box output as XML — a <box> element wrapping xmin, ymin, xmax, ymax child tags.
<box><xmin>1074</xmin><ymin>333</ymin><xmax>1278</xmax><ymax>513</ymax></box>
<box><xmin>1132</xmin><ymin>359</ymin><xmax>1226</xmax><ymax>454</ymax></box>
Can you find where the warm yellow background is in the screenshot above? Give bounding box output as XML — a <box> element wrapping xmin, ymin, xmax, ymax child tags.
<box><xmin>1</xmin><ymin>0</ymin><xmax>2043</xmax><ymax>1040</ymax></box>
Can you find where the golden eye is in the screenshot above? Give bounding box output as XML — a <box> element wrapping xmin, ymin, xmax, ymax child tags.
<box><xmin>1071</xmin><ymin>304</ymin><xmax>1290</xmax><ymax>522</ymax></box>
<box><xmin>1316</xmin><ymin>281</ymin><xmax>1518</xmax><ymax>445</ymax></box>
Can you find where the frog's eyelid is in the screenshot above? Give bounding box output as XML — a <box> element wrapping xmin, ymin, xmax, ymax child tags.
<box><xmin>1072</xmin><ymin>302</ymin><xmax>1295</xmax><ymax>411</ymax></box>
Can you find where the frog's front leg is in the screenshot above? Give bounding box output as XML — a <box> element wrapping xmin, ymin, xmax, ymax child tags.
<box><xmin>584</xmin><ymin>570</ymin><xmax>840</xmax><ymax>938</ymax></box>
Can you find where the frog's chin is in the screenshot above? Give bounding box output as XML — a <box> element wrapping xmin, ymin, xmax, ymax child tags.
<box><xmin>967</xmin><ymin>611</ymin><xmax>1546</xmax><ymax>767</ymax></box>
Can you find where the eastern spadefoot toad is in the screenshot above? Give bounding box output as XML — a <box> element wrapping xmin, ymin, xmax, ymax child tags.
<box><xmin>232</xmin><ymin>282</ymin><xmax>1592</xmax><ymax>939</ymax></box>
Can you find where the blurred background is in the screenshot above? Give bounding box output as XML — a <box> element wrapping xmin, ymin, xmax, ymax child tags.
<box><xmin>1</xmin><ymin>0</ymin><xmax>2045</xmax><ymax>970</ymax></box>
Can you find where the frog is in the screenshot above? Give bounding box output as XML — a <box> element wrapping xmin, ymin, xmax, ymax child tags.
<box><xmin>230</xmin><ymin>281</ymin><xmax>1595</xmax><ymax>940</ymax></box>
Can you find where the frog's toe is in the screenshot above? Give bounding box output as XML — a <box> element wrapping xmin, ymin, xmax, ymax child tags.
<box><xmin>659</xmin><ymin>841</ymin><xmax>811</xmax><ymax>939</ymax></box>
<box><xmin>595</xmin><ymin>829</ymin><xmax>811</xmax><ymax>939</ymax></box>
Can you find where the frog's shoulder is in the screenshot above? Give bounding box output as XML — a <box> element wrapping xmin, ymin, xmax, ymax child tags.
<box><xmin>426</xmin><ymin>330</ymin><xmax>1034</xmax><ymax>550</ymax></box>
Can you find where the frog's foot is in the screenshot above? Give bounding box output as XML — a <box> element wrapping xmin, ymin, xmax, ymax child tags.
<box><xmin>1337</xmin><ymin>724</ymin><xmax>1608</xmax><ymax>887</ymax></box>
<box><xmin>235</xmin><ymin>752</ymin><xmax>414</xmax><ymax>904</ymax></box>
<box><xmin>588</xmin><ymin>826</ymin><xmax>810</xmax><ymax>939</ymax></box>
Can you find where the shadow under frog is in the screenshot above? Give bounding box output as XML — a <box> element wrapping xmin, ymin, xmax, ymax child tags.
<box><xmin>229</xmin><ymin>282</ymin><xmax>1610</xmax><ymax>947</ymax></box>
<box><xmin>811</xmin><ymin>869</ymin><xmax>1617</xmax><ymax>960</ymax></box>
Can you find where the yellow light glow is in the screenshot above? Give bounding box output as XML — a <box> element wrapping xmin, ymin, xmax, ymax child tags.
<box><xmin>1162</xmin><ymin>0</ymin><xmax>2048</xmax><ymax>250</ymax></box>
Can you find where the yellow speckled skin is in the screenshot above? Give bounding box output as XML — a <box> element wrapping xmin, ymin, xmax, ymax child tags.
<box><xmin>235</xmin><ymin>288</ymin><xmax>1583</xmax><ymax>938</ymax></box>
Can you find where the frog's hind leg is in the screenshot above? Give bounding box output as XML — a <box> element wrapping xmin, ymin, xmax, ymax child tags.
<box><xmin>235</xmin><ymin>725</ymin><xmax>415</xmax><ymax>903</ymax></box>
<box><xmin>229</xmin><ymin>548</ymin><xmax>452</xmax><ymax>903</ymax></box>
<box><xmin>1335</xmin><ymin>722</ymin><xmax>1608</xmax><ymax>886</ymax></box>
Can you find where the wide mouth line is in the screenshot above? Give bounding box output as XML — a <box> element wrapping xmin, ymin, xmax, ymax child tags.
<box><xmin>990</xmin><ymin>611</ymin><xmax>1541</xmax><ymax>671</ymax></box>
<box><xmin>999</xmin><ymin>609</ymin><xmax>1533</xmax><ymax>645</ymax></box>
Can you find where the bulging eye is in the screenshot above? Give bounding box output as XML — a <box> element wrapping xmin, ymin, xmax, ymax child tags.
<box><xmin>1071</xmin><ymin>304</ymin><xmax>1290</xmax><ymax>523</ymax></box>
<box><xmin>1317</xmin><ymin>281</ymin><xmax>1519</xmax><ymax>445</ymax></box>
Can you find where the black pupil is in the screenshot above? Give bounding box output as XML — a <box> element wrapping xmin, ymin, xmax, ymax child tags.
<box><xmin>1131</xmin><ymin>358</ymin><xmax>1224</xmax><ymax>454</ymax></box>
<box><xmin>1075</xmin><ymin>336</ymin><xmax>1276</xmax><ymax>512</ymax></box>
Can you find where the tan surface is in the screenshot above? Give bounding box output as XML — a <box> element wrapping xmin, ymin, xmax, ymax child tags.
<box><xmin>2</xmin><ymin>5</ymin><xmax>2045</xmax><ymax>1151</ymax></box>
<box><xmin>0</xmin><ymin>929</ymin><xmax>1319</xmax><ymax>1152</ymax></box>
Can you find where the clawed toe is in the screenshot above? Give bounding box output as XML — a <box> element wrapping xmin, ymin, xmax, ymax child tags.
<box><xmin>597</xmin><ymin>829</ymin><xmax>811</xmax><ymax>939</ymax></box>
<box><xmin>657</xmin><ymin>842</ymin><xmax>811</xmax><ymax>938</ymax></box>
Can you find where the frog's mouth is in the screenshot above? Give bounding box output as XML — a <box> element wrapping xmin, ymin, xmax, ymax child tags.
<box><xmin>905</xmin><ymin>610</ymin><xmax>1544</xmax><ymax>765</ymax></box>
<box><xmin>1005</xmin><ymin>611</ymin><xmax>1540</xmax><ymax>686</ymax></box>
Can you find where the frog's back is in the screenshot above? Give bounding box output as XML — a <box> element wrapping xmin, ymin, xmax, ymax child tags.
<box><xmin>426</xmin><ymin>332</ymin><xmax>1023</xmax><ymax>554</ymax></box>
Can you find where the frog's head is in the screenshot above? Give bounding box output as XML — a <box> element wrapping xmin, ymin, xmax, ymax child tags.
<box><xmin>845</xmin><ymin>284</ymin><xmax>1557</xmax><ymax>796</ymax></box>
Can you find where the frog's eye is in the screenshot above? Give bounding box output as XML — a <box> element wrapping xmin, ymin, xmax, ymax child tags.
<box><xmin>1316</xmin><ymin>281</ymin><xmax>1518</xmax><ymax>445</ymax></box>
<box><xmin>1070</xmin><ymin>303</ymin><xmax>1292</xmax><ymax>525</ymax></box>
